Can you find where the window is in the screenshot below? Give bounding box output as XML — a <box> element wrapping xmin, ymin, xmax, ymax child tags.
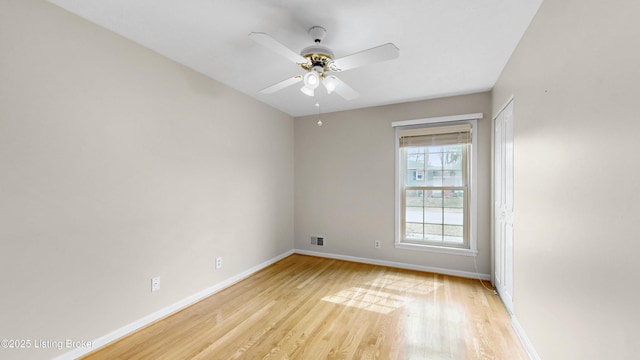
<box><xmin>393</xmin><ymin>116</ymin><xmax>479</xmax><ymax>256</ymax></box>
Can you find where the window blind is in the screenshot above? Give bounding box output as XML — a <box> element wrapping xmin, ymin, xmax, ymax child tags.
<box><xmin>398</xmin><ymin>124</ymin><xmax>471</xmax><ymax>148</ymax></box>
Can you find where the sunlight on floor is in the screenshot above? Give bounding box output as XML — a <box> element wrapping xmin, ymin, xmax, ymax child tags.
<box><xmin>321</xmin><ymin>273</ymin><xmax>442</xmax><ymax>314</ymax></box>
<box><xmin>322</xmin><ymin>286</ymin><xmax>407</xmax><ymax>314</ymax></box>
<box><xmin>369</xmin><ymin>274</ymin><xmax>442</xmax><ymax>296</ymax></box>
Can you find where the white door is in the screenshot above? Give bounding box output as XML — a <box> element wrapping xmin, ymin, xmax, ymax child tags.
<box><xmin>494</xmin><ymin>100</ymin><xmax>514</xmax><ymax>313</ymax></box>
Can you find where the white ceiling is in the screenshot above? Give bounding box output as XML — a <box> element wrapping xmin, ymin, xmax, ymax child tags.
<box><xmin>49</xmin><ymin>0</ymin><xmax>542</xmax><ymax>117</ymax></box>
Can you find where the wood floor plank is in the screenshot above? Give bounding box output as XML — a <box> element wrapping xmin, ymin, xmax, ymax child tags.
<box><xmin>82</xmin><ymin>255</ymin><xmax>528</xmax><ymax>360</ymax></box>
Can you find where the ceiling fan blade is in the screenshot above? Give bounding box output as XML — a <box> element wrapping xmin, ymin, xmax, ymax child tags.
<box><xmin>259</xmin><ymin>76</ymin><xmax>302</xmax><ymax>94</ymax></box>
<box><xmin>332</xmin><ymin>43</ymin><xmax>399</xmax><ymax>72</ymax></box>
<box><xmin>325</xmin><ymin>75</ymin><xmax>359</xmax><ymax>100</ymax></box>
<box><xmin>249</xmin><ymin>32</ymin><xmax>308</xmax><ymax>65</ymax></box>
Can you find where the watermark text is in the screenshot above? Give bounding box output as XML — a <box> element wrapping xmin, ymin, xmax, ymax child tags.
<box><xmin>1</xmin><ymin>338</ymin><xmax>93</xmax><ymax>351</ymax></box>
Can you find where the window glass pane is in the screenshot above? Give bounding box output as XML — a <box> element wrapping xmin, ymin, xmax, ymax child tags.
<box><xmin>405</xmin><ymin>149</ymin><xmax>425</xmax><ymax>186</ymax></box>
<box><xmin>426</xmin><ymin>152</ymin><xmax>441</xmax><ymax>187</ymax></box>
<box><xmin>406</xmin><ymin>223</ymin><xmax>423</xmax><ymax>239</ymax></box>
<box><xmin>443</xmin><ymin>190</ymin><xmax>464</xmax><ymax>208</ymax></box>
<box><xmin>426</xmin><ymin>170</ymin><xmax>442</xmax><ymax>186</ymax></box>
<box><xmin>424</xmin><ymin>224</ymin><xmax>443</xmax><ymax>242</ymax></box>
<box><xmin>443</xmin><ymin>170</ymin><xmax>463</xmax><ymax>186</ymax></box>
<box><xmin>405</xmin><ymin>190</ymin><xmax>423</xmax><ymax>206</ymax></box>
<box><xmin>443</xmin><ymin>225</ymin><xmax>464</xmax><ymax>244</ymax></box>
<box><xmin>427</xmin><ymin>152</ymin><xmax>442</xmax><ymax>168</ymax></box>
<box><xmin>416</xmin><ymin>154</ymin><xmax>425</xmax><ymax>169</ymax></box>
<box><xmin>407</xmin><ymin>154</ymin><xmax>424</xmax><ymax>169</ymax></box>
<box><xmin>424</xmin><ymin>207</ymin><xmax>442</xmax><ymax>224</ymax></box>
<box><xmin>442</xmin><ymin>147</ymin><xmax>463</xmax><ymax>169</ymax></box>
<box><xmin>406</xmin><ymin>170</ymin><xmax>417</xmax><ymax>186</ymax></box>
<box><xmin>425</xmin><ymin>190</ymin><xmax>443</xmax><ymax>207</ymax></box>
<box><xmin>406</xmin><ymin>206</ymin><xmax>423</xmax><ymax>223</ymax></box>
<box><xmin>443</xmin><ymin>207</ymin><xmax>463</xmax><ymax>225</ymax></box>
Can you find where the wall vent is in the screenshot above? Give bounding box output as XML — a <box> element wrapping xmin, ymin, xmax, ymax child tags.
<box><xmin>311</xmin><ymin>236</ymin><xmax>325</xmax><ymax>247</ymax></box>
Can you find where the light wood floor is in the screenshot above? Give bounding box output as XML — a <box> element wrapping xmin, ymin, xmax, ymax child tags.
<box><xmin>83</xmin><ymin>255</ymin><xmax>527</xmax><ymax>359</ymax></box>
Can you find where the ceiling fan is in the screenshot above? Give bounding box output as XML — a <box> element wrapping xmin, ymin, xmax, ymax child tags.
<box><xmin>249</xmin><ymin>26</ymin><xmax>399</xmax><ymax>100</ymax></box>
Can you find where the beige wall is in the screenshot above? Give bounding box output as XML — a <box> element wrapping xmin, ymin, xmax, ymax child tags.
<box><xmin>0</xmin><ymin>1</ymin><xmax>293</xmax><ymax>359</ymax></box>
<box><xmin>492</xmin><ymin>0</ymin><xmax>639</xmax><ymax>358</ymax></box>
<box><xmin>295</xmin><ymin>92</ymin><xmax>492</xmax><ymax>275</ymax></box>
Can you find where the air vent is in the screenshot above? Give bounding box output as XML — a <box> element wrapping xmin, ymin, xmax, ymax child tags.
<box><xmin>311</xmin><ymin>236</ymin><xmax>325</xmax><ymax>247</ymax></box>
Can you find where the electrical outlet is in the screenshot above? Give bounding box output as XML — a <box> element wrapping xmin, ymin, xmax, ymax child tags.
<box><xmin>151</xmin><ymin>277</ymin><xmax>160</xmax><ymax>292</ymax></box>
<box><xmin>216</xmin><ymin>257</ymin><xmax>222</xmax><ymax>269</ymax></box>
<box><xmin>374</xmin><ymin>241</ymin><xmax>381</xmax><ymax>249</ymax></box>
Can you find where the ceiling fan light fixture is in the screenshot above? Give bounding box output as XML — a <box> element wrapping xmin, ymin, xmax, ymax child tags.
<box><xmin>301</xmin><ymin>71</ymin><xmax>320</xmax><ymax>96</ymax></box>
<box><xmin>300</xmin><ymin>85</ymin><xmax>315</xmax><ymax>96</ymax></box>
<box><xmin>323</xmin><ymin>75</ymin><xmax>338</xmax><ymax>94</ymax></box>
<box><xmin>303</xmin><ymin>71</ymin><xmax>320</xmax><ymax>88</ymax></box>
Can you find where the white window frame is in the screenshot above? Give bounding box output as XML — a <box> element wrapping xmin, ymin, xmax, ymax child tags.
<box><xmin>392</xmin><ymin>113</ymin><xmax>481</xmax><ymax>256</ymax></box>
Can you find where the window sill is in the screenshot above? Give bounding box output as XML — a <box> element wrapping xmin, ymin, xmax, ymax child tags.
<box><xmin>395</xmin><ymin>242</ymin><xmax>478</xmax><ymax>256</ymax></box>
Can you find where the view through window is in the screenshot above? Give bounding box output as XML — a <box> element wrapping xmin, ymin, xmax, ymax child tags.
<box><xmin>398</xmin><ymin>124</ymin><xmax>471</xmax><ymax>250</ymax></box>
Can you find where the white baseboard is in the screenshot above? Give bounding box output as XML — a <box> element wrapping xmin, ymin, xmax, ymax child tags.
<box><xmin>511</xmin><ymin>316</ymin><xmax>541</xmax><ymax>360</ymax></box>
<box><xmin>54</xmin><ymin>249</ymin><xmax>295</xmax><ymax>360</ymax></box>
<box><xmin>294</xmin><ymin>249</ymin><xmax>491</xmax><ymax>280</ymax></box>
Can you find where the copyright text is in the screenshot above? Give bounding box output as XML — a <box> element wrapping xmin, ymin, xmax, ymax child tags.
<box><xmin>1</xmin><ymin>338</ymin><xmax>93</xmax><ymax>350</ymax></box>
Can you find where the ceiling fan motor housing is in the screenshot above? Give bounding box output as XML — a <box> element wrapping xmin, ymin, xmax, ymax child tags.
<box><xmin>300</xmin><ymin>45</ymin><xmax>334</xmax><ymax>59</ymax></box>
<box><xmin>300</xmin><ymin>46</ymin><xmax>335</xmax><ymax>72</ymax></box>
<box><xmin>308</xmin><ymin>26</ymin><xmax>326</xmax><ymax>44</ymax></box>
<box><xmin>299</xmin><ymin>26</ymin><xmax>338</xmax><ymax>73</ymax></box>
